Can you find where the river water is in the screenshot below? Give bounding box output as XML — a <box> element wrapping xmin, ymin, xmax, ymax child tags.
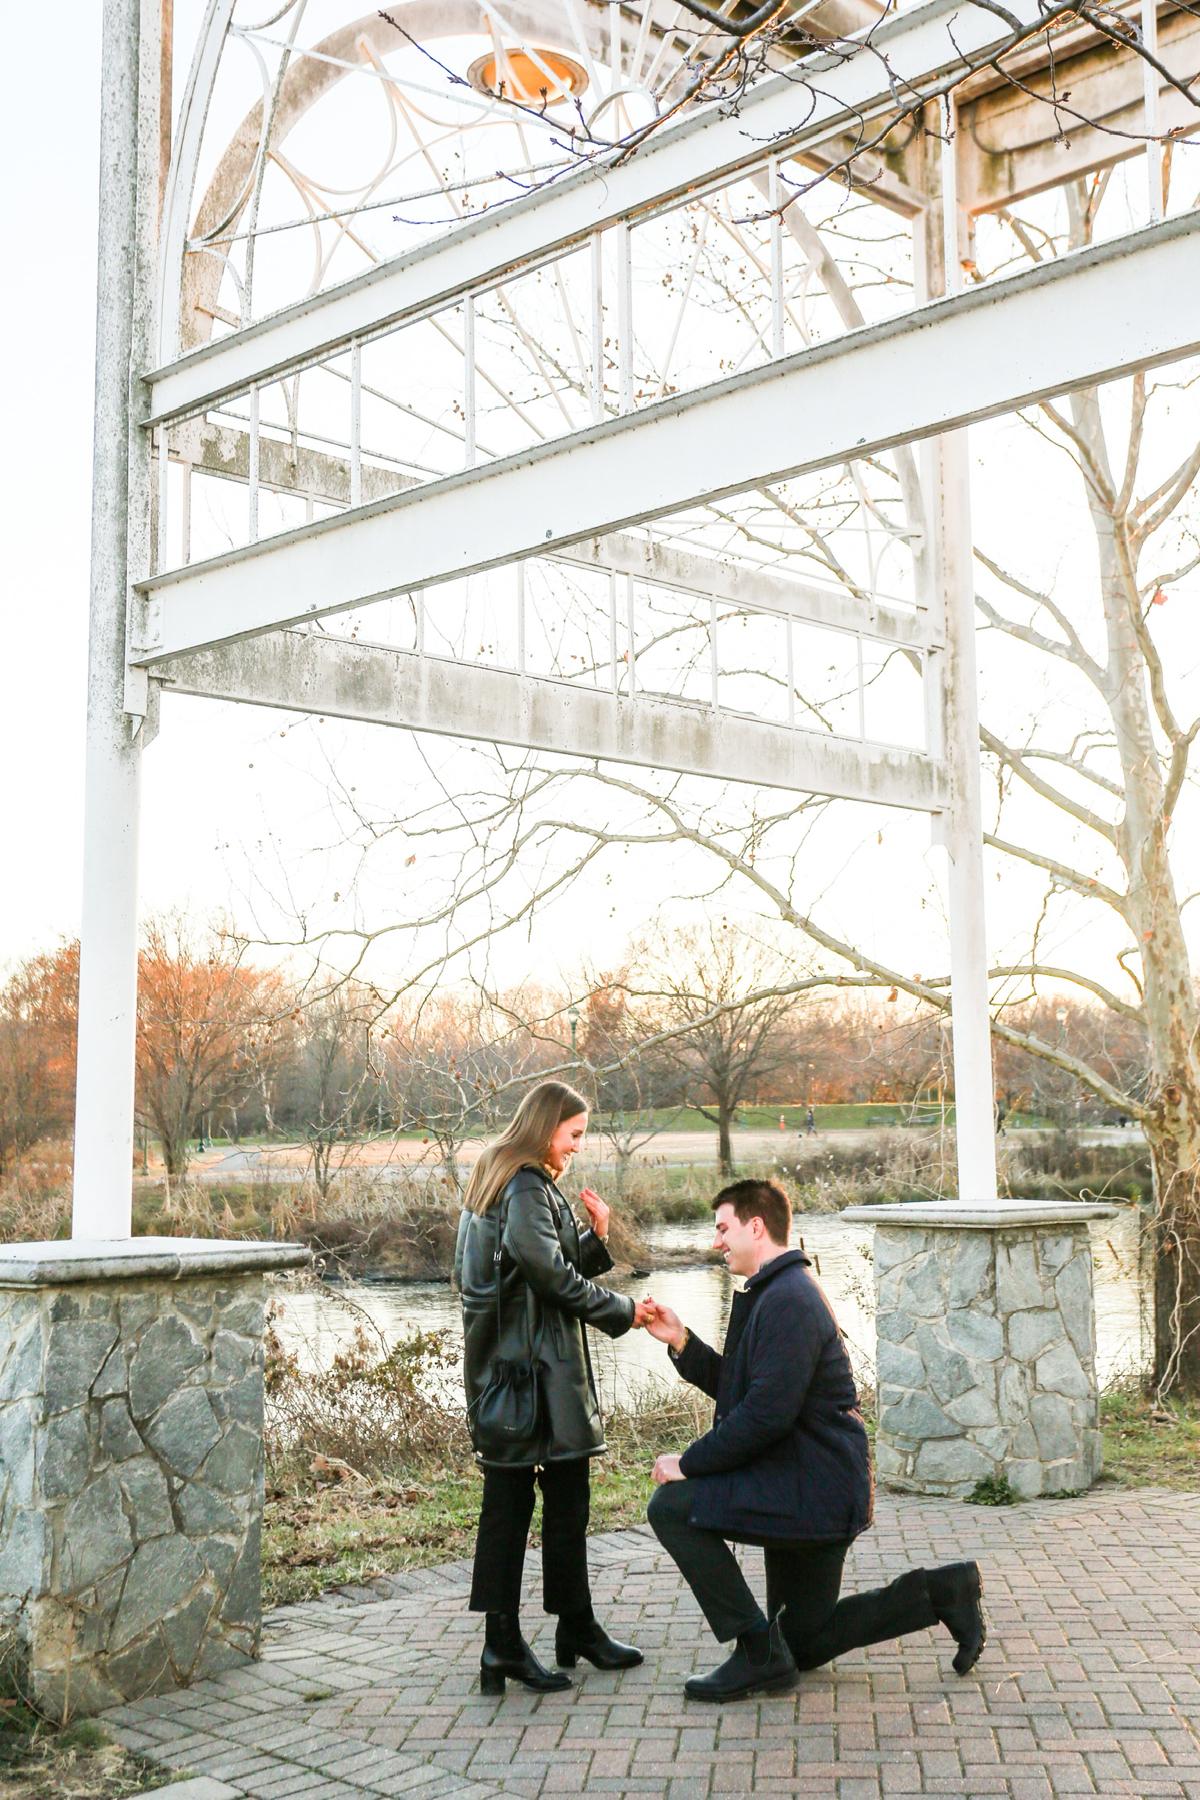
<box><xmin>274</xmin><ymin>1204</ymin><xmax>1150</xmax><ymax>1406</ymax></box>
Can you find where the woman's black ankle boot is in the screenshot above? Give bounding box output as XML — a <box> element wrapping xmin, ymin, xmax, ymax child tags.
<box><xmin>480</xmin><ymin>1612</ymin><xmax>572</xmax><ymax>1695</ymax></box>
<box><xmin>555</xmin><ymin>1606</ymin><xmax>644</xmax><ymax>1670</ymax></box>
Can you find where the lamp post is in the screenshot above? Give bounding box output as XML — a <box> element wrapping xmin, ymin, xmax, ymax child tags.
<box><xmin>569</xmin><ymin>1005</ymin><xmax>580</xmax><ymax>1061</ymax></box>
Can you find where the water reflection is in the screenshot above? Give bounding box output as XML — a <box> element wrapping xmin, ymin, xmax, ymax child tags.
<box><xmin>275</xmin><ymin>1205</ymin><xmax>1149</xmax><ymax>1406</ymax></box>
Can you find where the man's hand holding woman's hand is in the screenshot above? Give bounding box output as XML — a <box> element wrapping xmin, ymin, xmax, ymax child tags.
<box><xmin>631</xmin><ymin>1299</ymin><xmax>657</xmax><ymax>1328</ymax></box>
<box><xmin>640</xmin><ymin>1299</ymin><xmax>687</xmax><ymax>1352</ymax></box>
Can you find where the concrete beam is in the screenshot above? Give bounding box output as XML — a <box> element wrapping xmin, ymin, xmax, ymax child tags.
<box><xmin>957</xmin><ymin>3</ymin><xmax>1200</xmax><ymax>212</ymax></box>
<box><xmin>133</xmin><ymin>211</ymin><xmax>1200</xmax><ymax>667</ymax></box>
<box><xmin>157</xmin><ymin>631</ymin><xmax>946</xmax><ymax>810</ymax></box>
<box><xmin>178</xmin><ymin>419</ymin><xmax>415</xmax><ymax>508</ymax></box>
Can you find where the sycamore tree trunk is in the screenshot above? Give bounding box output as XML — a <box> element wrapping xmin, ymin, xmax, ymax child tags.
<box><xmin>1064</xmin><ymin>217</ymin><xmax>1200</xmax><ymax>1391</ymax></box>
<box><xmin>1148</xmin><ymin>1086</ymin><xmax>1200</xmax><ymax>1394</ymax></box>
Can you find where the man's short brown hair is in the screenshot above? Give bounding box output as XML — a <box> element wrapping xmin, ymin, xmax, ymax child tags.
<box><xmin>713</xmin><ymin>1178</ymin><xmax>791</xmax><ymax>1246</ymax></box>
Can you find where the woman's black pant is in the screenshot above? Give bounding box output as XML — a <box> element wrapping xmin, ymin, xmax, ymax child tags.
<box><xmin>469</xmin><ymin>1457</ymin><xmax>592</xmax><ymax>1617</ymax></box>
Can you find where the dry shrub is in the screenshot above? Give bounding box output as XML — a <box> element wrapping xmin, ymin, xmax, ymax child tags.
<box><xmin>782</xmin><ymin>1131</ymin><xmax>956</xmax><ymax>1211</ymax></box>
<box><xmin>1003</xmin><ymin>1131</ymin><xmax>1151</xmax><ymax>1201</ymax></box>
<box><xmin>603</xmin><ymin>1376</ymin><xmax>710</xmax><ymax>1455</ymax></box>
<box><xmin>291</xmin><ymin>1172</ymin><xmax>461</xmax><ymax>1277</ymax></box>
<box><xmin>0</xmin><ymin>1148</ymin><xmax>71</xmax><ymax>1243</ymax></box>
<box><xmin>612</xmin><ymin>1163</ymin><xmax>716</xmax><ymax>1225</ymax></box>
<box><xmin>264</xmin><ymin>1304</ymin><xmax>469</xmax><ymax>1484</ymax></box>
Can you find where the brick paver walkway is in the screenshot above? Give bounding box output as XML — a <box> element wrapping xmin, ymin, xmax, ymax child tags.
<box><xmin>110</xmin><ymin>1489</ymin><xmax>1200</xmax><ymax>1799</ymax></box>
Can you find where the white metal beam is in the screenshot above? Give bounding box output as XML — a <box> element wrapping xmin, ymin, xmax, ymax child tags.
<box><xmin>157</xmin><ymin>631</ymin><xmax>946</xmax><ymax>811</ymax></box>
<box><xmin>563</xmin><ymin>537</ymin><xmax>930</xmax><ymax>648</ymax></box>
<box><xmin>183</xmin><ymin>423</ymin><xmax>930</xmax><ymax>647</ymax></box>
<box><xmin>134</xmin><ymin>212</ymin><xmax>1200</xmax><ymax>667</ymax></box>
<box><xmin>142</xmin><ymin>0</ymin><xmax>1053</xmax><ymax>426</ymax></box>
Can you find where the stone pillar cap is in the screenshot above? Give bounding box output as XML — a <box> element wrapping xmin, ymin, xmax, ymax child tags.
<box><xmin>839</xmin><ymin>1197</ymin><xmax>1122</xmax><ymax>1229</ymax></box>
<box><xmin>0</xmin><ymin>1236</ymin><xmax>311</xmax><ymax>1287</ymax></box>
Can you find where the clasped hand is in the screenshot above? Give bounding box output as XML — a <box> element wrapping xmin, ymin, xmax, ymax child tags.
<box><xmin>633</xmin><ymin>1296</ymin><xmax>686</xmax><ymax>1349</ymax></box>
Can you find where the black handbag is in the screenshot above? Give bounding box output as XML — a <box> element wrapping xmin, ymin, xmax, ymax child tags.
<box><xmin>468</xmin><ymin>1195</ymin><xmax>546</xmax><ymax>1463</ymax></box>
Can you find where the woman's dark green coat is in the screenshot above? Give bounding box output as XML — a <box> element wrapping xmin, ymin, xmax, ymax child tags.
<box><xmin>454</xmin><ymin>1165</ymin><xmax>635</xmax><ymax>1466</ymax></box>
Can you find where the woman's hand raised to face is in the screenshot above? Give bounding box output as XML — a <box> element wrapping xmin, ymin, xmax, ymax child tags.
<box><xmin>580</xmin><ymin>1187</ymin><xmax>611</xmax><ymax>1241</ymax></box>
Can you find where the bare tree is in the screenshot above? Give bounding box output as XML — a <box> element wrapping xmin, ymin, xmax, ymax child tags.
<box><xmin>622</xmin><ymin>920</ymin><xmax>803</xmax><ymax>1174</ymax></box>
<box><xmin>289</xmin><ymin>983</ymin><xmax>379</xmax><ymax>1201</ymax></box>
<box><xmin>274</xmin><ymin>18</ymin><xmax>1200</xmax><ymax>1389</ymax></box>
<box><xmin>573</xmin><ymin>974</ymin><xmax>679</xmax><ymax>1191</ymax></box>
<box><xmin>384</xmin><ymin>987</ymin><xmax>550</xmax><ymax>1197</ymax></box>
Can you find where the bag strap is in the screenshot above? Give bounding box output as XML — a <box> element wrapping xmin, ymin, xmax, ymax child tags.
<box><xmin>492</xmin><ymin>1192</ymin><xmax>508</xmax><ymax>1341</ymax></box>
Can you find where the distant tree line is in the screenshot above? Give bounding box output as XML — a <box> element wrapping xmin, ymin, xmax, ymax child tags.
<box><xmin>0</xmin><ymin>912</ymin><xmax>1152</xmax><ymax>1190</ymax></box>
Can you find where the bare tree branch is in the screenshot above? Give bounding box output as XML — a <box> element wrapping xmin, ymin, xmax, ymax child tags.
<box><xmin>980</xmin><ymin>727</ymin><xmax>1118</xmax><ymax>843</ymax></box>
<box><xmin>983</xmin><ymin>831</ymin><xmax>1126</xmax><ymax>915</ymax></box>
<box><xmin>974</xmin><ymin>549</ymin><xmax>1105</xmax><ymax>686</ymax></box>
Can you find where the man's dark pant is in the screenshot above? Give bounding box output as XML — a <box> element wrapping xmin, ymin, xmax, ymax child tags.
<box><xmin>470</xmin><ymin>1457</ymin><xmax>593</xmax><ymax>1617</ymax></box>
<box><xmin>648</xmin><ymin>1479</ymin><xmax>937</xmax><ymax>1662</ymax></box>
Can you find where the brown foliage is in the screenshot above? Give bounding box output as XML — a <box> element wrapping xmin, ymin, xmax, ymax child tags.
<box><xmin>0</xmin><ymin>944</ymin><xmax>78</xmax><ymax>1177</ymax></box>
<box><xmin>135</xmin><ymin>914</ymin><xmax>291</xmax><ymax>1179</ymax></box>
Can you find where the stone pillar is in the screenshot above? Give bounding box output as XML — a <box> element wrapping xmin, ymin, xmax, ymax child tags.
<box><xmin>0</xmin><ymin>1238</ymin><xmax>307</xmax><ymax>1720</ymax></box>
<box><xmin>842</xmin><ymin>1200</ymin><xmax>1119</xmax><ymax>1500</ymax></box>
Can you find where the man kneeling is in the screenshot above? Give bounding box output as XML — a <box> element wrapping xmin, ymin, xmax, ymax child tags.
<box><xmin>644</xmin><ymin>1179</ymin><xmax>986</xmax><ymax>1702</ymax></box>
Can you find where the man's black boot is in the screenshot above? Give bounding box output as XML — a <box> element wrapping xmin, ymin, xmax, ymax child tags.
<box><xmin>480</xmin><ymin>1612</ymin><xmax>572</xmax><ymax>1695</ymax></box>
<box><xmin>926</xmin><ymin>1562</ymin><xmax>987</xmax><ymax>1675</ymax></box>
<box><xmin>685</xmin><ymin>1617</ymin><xmax>797</xmax><ymax>1703</ymax></box>
<box><xmin>555</xmin><ymin>1605</ymin><xmax>643</xmax><ymax>1670</ymax></box>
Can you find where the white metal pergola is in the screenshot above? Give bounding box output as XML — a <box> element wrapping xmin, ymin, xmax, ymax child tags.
<box><xmin>76</xmin><ymin>0</ymin><xmax>1200</xmax><ymax>1239</ymax></box>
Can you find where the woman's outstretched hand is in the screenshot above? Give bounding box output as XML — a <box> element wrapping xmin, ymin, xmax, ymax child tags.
<box><xmin>631</xmin><ymin>1300</ymin><xmax>657</xmax><ymax>1329</ymax></box>
<box><xmin>580</xmin><ymin>1186</ymin><xmax>611</xmax><ymax>1241</ymax></box>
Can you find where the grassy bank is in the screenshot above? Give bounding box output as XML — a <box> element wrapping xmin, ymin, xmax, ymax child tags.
<box><xmin>1098</xmin><ymin>1389</ymin><xmax>1200</xmax><ymax>1490</ymax></box>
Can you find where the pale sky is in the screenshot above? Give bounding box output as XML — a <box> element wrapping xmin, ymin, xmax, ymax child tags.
<box><xmin>3</xmin><ymin>5</ymin><xmax>1197</xmax><ymax>1010</ymax></box>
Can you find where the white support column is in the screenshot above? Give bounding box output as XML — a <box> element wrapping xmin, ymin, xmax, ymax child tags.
<box><xmin>1142</xmin><ymin>0</ymin><xmax>1163</xmax><ymax>220</ymax></box>
<box><xmin>920</xmin><ymin>106</ymin><xmax>997</xmax><ymax>1202</ymax></box>
<box><xmin>935</xmin><ymin>431</ymin><xmax>997</xmax><ymax>1199</ymax></box>
<box><xmin>72</xmin><ymin>0</ymin><xmax>159</xmax><ymax>1240</ymax></box>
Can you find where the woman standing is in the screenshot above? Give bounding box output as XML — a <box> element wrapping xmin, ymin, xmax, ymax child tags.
<box><xmin>455</xmin><ymin>1080</ymin><xmax>652</xmax><ymax>1694</ymax></box>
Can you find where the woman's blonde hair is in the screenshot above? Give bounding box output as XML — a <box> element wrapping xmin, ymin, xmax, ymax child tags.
<box><xmin>464</xmin><ymin>1080</ymin><xmax>589</xmax><ymax>1215</ymax></box>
